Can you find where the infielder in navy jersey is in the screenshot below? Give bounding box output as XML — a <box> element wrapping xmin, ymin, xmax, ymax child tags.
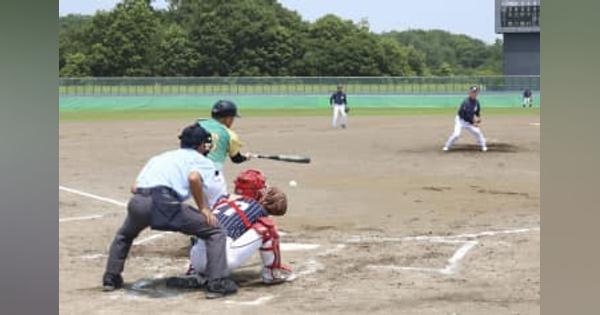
<box><xmin>330</xmin><ymin>84</ymin><xmax>349</xmax><ymax>128</ymax></box>
<box><xmin>443</xmin><ymin>86</ymin><xmax>488</xmax><ymax>152</ymax></box>
<box><xmin>177</xmin><ymin>169</ymin><xmax>295</xmax><ymax>287</ymax></box>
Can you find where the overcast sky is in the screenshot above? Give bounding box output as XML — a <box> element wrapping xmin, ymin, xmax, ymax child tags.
<box><xmin>59</xmin><ymin>0</ymin><xmax>501</xmax><ymax>43</ymax></box>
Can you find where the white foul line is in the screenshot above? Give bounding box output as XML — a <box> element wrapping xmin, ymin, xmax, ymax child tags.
<box><xmin>359</xmin><ymin>227</ymin><xmax>538</xmax><ymax>276</ymax></box>
<box><xmin>59</xmin><ymin>185</ymin><xmax>127</xmax><ymax>207</ymax></box>
<box><xmin>297</xmin><ymin>258</ymin><xmax>325</xmax><ymax>276</ymax></box>
<box><xmin>59</xmin><ymin>185</ymin><xmax>171</xmax><ymax>246</ymax></box>
<box><xmin>225</xmin><ymin>295</ymin><xmax>275</xmax><ymax>306</ymax></box>
<box><xmin>439</xmin><ymin>227</ymin><xmax>540</xmax><ymax>240</ymax></box>
<box><xmin>367</xmin><ymin>240</ymin><xmax>478</xmax><ymax>275</ymax></box>
<box><xmin>317</xmin><ymin>244</ymin><xmax>346</xmax><ymax>257</ymax></box>
<box><xmin>440</xmin><ymin>240</ymin><xmax>479</xmax><ymax>275</ymax></box>
<box><xmin>59</xmin><ymin>185</ymin><xmax>127</xmax><ymax>223</ymax></box>
<box><xmin>280</xmin><ymin>243</ymin><xmax>321</xmax><ymax>251</ymax></box>
<box><xmin>347</xmin><ymin>227</ymin><xmax>539</xmax><ymax>243</ymax></box>
<box><xmin>59</xmin><ymin>214</ymin><xmax>106</xmax><ymax>223</ymax></box>
<box><xmin>133</xmin><ymin>233</ymin><xmax>170</xmax><ymax>246</ymax></box>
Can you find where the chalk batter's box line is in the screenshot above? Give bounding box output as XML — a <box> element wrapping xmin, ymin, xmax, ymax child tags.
<box><xmin>356</xmin><ymin>227</ymin><xmax>538</xmax><ymax>276</ymax></box>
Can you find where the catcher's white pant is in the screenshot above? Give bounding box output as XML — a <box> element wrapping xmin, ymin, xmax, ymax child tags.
<box><xmin>190</xmin><ymin>227</ymin><xmax>282</xmax><ymax>274</ymax></box>
<box><xmin>191</xmin><ymin>230</ymin><xmax>262</xmax><ymax>273</ymax></box>
<box><xmin>523</xmin><ymin>97</ymin><xmax>532</xmax><ymax>106</ymax></box>
<box><xmin>444</xmin><ymin>115</ymin><xmax>487</xmax><ymax>149</ymax></box>
<box><xmin>332</xmin><ymin>104</ymin><xmax>347</xmax><ymax>127</ymax></box>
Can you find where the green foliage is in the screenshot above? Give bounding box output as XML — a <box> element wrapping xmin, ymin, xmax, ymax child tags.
<box><xmin>59</xmin><ymin>1</ymin><xmax>502</xmax><ymax>77</ymax></box>
<box><xmin>60</xmin><ymin>53</ymin><xmax>91</xmax><ymax>77</ymax></box>
<box><xmin>59</xmin><ymin>14</ymin><xmax>92</xmax><ymax>69</ymax></box>
<box><xmin>156</xmin><ymin>24</ymin><xmax>200</xmax><ymax>76</ymax></box>
<box><xmin>383</xmin><ymin>30</ymin><xmax>502</xmax><ymax>75</ymax></box>
<box><xmin>437</xmin><ymin>62</ymin><xmax>454</xmax><ymax>76</ymax></box>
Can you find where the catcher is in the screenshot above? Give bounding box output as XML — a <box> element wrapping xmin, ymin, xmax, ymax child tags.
<box><xmin>168</xmin><ymin>169</ymin><xmax>295</xmax><ymax>288</ymax></box>
<box><xmin>443</xmin><ymin>85</ymin><xmax>488</xmax><ymax>152</ymax></box>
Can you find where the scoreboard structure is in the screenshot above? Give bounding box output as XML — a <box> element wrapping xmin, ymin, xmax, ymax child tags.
<box><xmin>495</xmin><ymin>0</ymin><xmax>540</xmax><ymax>76</ymax></box>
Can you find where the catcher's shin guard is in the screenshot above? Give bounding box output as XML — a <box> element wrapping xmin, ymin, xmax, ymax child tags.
<box><xmin>253</xmin><ymin>218</ymin><xmax>295</xmax><ymax>284</ymax></box>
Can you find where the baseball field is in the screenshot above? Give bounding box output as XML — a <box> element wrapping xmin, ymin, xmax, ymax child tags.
<box><xmin>59</xmin><ymin>108</ymin><xmax>539</xmax><ymax>314</ymax></box>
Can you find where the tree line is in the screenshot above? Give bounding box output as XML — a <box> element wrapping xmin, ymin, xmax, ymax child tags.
<box><xmin>59</xmin><ymin>0</ymin><xmax>502</xmax><ymax>77</ymax></box>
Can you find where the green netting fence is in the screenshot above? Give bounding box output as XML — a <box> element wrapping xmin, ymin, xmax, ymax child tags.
<box><xmin>59</xmin><ymin>76</ymin><xmax>540</xmax><ymax>110</ymax></box>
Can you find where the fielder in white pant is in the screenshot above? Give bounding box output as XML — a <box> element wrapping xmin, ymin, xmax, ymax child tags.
<box><xmin>443</xmin><ymin>86</ymin><xmax>487</xmax><ymax>152</ymax></box>
<box><xmin>330</xmin><ymin>84</ymin><xmax>348</xmax><ymax>128</ymax></box>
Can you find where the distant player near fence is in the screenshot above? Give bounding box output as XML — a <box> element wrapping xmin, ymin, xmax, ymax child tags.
<box><xmin>522</xmin><ymin>88</ymin><xmax>533</xmax><ymax>108</ymax></box>
<box><xmin>330</xmin><ymin>84</ymin><xmax>349</xmax><ymax>129</ymax></box>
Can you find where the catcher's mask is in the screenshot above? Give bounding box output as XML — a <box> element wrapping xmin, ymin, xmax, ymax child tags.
<box><xmin>234</xmin><ymin>169</ymin><xmax>267</xmax><ymax>201</ymax></box>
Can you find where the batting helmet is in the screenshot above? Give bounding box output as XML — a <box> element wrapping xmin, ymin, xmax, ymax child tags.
<box><xmin>234</xmin><ymin>169</ymin><xmax>267</xmax><ymax>200</ymax></box>
<box><xmin>211</xmin><ymin>100</ymin><xmax>240</xmax><ymax>119</ymax></box>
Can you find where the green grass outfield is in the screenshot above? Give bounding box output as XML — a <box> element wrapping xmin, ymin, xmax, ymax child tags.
<box><xmin>60</xmin><ymin>107</ymin><xmax>540</xmax><ymax>121</ymax></box>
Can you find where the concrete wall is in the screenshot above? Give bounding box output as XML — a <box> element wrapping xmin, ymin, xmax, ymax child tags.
<box><xmin>503</xmin><ymin>33</ymin><xmax>540</xmax><ymax>75</ymax></box>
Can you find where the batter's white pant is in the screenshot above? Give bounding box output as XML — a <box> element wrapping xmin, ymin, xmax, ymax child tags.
<box><xmin>332</xmin><ymin>104</ymin><xmax>347</xmax><ymax>127</ymax></box>
<box><xmin>523</xmin><ymin>97</ymin><xmax>532</xmax><ymax>107</ymax></box>
<box><xmin>190</xmin><ymin>229</ymin><xmax>268</xmax><ymax>273</ymax></box>
<box><xmin>444</xmin><ymin>115</ymin><xmax>487</xmax><ymax>149</ymax></box>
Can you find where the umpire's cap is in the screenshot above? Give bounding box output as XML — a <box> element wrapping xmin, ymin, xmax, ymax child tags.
<box><xmin>211</xmin><ymin>100</ymin><xmax>240</xmax><ymax>119</ymax></box>
<box><xmin>179</xmin><ymin>124</ymin><xmax>212</xmax><ymax>149</ymax></box>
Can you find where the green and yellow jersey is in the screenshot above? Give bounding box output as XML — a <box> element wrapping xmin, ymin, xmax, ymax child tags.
<box><xmin>198</xmin><ymin>118</ymin><xmax>243</xmax><ymax>171</ymax></box>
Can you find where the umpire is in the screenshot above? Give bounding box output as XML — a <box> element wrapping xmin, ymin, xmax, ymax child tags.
<box><xmin>102</xmin><ymin>124</ymin><xmax>238</xmax><ymax>299</ymax></box>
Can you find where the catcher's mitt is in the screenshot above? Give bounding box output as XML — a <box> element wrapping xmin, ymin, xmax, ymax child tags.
<box><xmin>344</xmin><ymin>106</ymin><xmax>350</xmax><ymax>114</ymax></box>
<box><xmin>259</xmin><ymin>186</ymin><xmax>287</xmax><ymax>216</ymax></box>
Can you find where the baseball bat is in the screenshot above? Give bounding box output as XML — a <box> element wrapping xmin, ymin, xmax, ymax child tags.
<box><xmin>251</xmin><ymin>154</ymin><xmax>311</xmax><ymax>164</ymax></box>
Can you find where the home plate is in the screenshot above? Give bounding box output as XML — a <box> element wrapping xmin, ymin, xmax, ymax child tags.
<box><xmin>529</xmin><ymin>122</ymin><xmax>540</xmax><ymax>126</ymax></box>
<box><xmin>280</xmin><ymin>243</ymin><xmax>321</xmax><ymax>251</ymax></box>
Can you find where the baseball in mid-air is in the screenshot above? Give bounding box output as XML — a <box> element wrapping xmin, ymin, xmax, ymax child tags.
<box><xmin>288</xmin><ymin>180</ymin><xmax>298</xmax><ymax>187</ymax></box>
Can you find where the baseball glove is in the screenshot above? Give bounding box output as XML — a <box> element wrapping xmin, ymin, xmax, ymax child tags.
<box><xmin>472</xmin><ymin>116</ymin><xmax>481</xmax><ymax>126</ymax></box>
<box><xmin>259</xmin><ymin>186</ymin><xmax>287</xmax><ymax>216</ymax></box>
<box><xmin>344</xmin><ymin>106</ymin><xmax>350</xmax><ymax>114</ymax></box>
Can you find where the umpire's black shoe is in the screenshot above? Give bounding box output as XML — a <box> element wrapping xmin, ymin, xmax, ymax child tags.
<box><xmin>102</xmin><ymin>272</ymin><xmax>123</xmax><ymax>291</ymax></box>
<box><xmin>166</xmin><ymin>275</ymin><xmax>205</xmax><ymax>289</ymax></box>
<box><xmin>205</xmin><ymin>277</ymin><xmax>238</xmax><ymax>299</ymax></box>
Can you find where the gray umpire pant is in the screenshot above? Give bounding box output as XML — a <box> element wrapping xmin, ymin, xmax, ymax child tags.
<box><xmin>104</xmin><ymin>189</ymin><xmax>228</xmax><ymax>281</ymax></box>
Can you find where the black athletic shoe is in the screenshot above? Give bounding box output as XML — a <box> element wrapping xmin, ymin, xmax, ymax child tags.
<box><xmin>205</xmin><ymin>277</ymin><xmax>238</xmax><ymax>299</ymax></box>
<box><xmin>102</xmin><ymin>272</ymin><xmax>123</xmax><ymax>291</ymax></box>
<box><xmin>166</xmin><ymin>275</ymin><xmax>205</xmax><ymax>289</ymax></box>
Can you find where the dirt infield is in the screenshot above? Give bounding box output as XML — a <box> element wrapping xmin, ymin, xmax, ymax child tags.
<box><xmin>59</xmin><ymin>114</ymin><xmax>539</xmax><ymax>314</ymax></box>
